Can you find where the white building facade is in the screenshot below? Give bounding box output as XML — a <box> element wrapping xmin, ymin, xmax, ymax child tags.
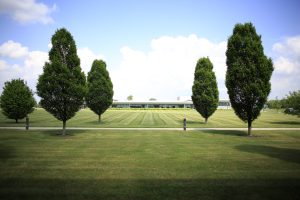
<box><xmin>112</xmin><ymin>100</ymin><xmax>231</xmax><ymax>109</ymax></box>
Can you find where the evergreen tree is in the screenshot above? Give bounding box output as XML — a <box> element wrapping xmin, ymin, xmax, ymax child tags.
<box><xmin>36</xmin><ymin>28</ymin><xmax>86</xmax><ymax>135</ymax></box>
<box><xmin>0</xmin><ymin>79</ymin><xmax>35</xmax><ymax>123</ymax></box>
<box><xmin>226</xmin><ymin>23</ymin><xmax>273</xmax><ymax>136</ymax></box>
<box><xmin>86</xmin><ymin>60</ymin><xmax>113</xmax><ymax>122</ymax></box>
<box><xmin>192</xmin><ymin>57</ymin><xmax>219</xmax><ymax>123</ymax></box>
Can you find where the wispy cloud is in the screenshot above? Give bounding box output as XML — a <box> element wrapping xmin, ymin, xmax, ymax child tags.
<box><xmin>0</xmin><ymin>0</ymin><xmax>56</xmax><ymax>24</ymax></box>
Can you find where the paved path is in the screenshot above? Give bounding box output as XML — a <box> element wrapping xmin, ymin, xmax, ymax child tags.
<box><xmin>1</xmin><ymin>127</ymin><xmax>300</xmax><ymax>131</ymax></box>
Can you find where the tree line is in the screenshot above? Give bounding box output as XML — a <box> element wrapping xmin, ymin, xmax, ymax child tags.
<box><xmin>267</xmin><ymin>92</ymin><xmax>300</xmax><ymax>115</ymax></box>
<box><xmin>1</xmin><ymin>28</ymin><xmax>113</xmax><ymax>135</ymax></box>
<box><xmin>0</xmin><ymin>23</ymin><xmax>298</xmax><ymax>136</ymax></box>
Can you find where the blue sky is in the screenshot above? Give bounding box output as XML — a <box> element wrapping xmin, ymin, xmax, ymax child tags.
<box><xmin>1</xmin><ymin>0</ymin><xmax>300</xmax><ymax>101</ymax></box>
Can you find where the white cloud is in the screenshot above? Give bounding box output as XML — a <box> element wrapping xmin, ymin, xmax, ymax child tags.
<box><xmin>77</xmin><ymin>47</ymin><xmax>105</xmax><ymax>75</ymax></box>
<box><xmin>111</xmin><ymin>34</ymin><xmax>227</xmax><ymax>101</ymax></box>
<box><xmin>0</xmin><ymin>0</ymin><xmax>56</xmax><ymax>24</ymax></box>
<box><xmin>0</xmin><ymin>60</ymin><xmax>7</xmax><ymax>70</ymax></box>
<box><xmin>23</xmin><ymin>51</ymin><xmax>48</xmax><ymax>80</ymax></box>
<box><xmin>270</xmin><ymin>35</ymin><xmax>300</xmax><ymax>98</ymax></box>
<box><xmin>0</xmin><ymin>40</ymin><xmax>29</xmax><ymax>58</ymax></box>
<box><xmin>273</xmin><ymin>56</ymin><xmax>299</xmax><ymax>74</ymax></box>
<box><xmin>273</xmin><ymin>35</ymin><xmax>300</xmax><ymax>59</ymax></box>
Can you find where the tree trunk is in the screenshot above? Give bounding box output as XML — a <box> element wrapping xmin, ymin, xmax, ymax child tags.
<box><xmin>98</xmin><ymin>114</ymin><xmax>101</xmax><ymax>123</ymax></box>
<box><xmin>205</xmin><ymin>118</ymin><xmax>208</xmax><ymax>124</ymax></box>
<box><xmin>247</xmin><ymin>119</ymin><xmax>252</xmax><ymax>136</ymax></box>
<box><xmin>15</xmin><ymin>119</ymin><xmax>18</xmax><ymax>123</ymax></box>
<box><xmin>62</xmin><ymin>120</ymin><xmax>66</xmax><ymax>136</ymax></box>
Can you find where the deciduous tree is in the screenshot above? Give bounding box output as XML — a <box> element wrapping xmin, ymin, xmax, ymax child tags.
<box><xmin>226</xmin><ymin>23</ymin><xmax>273</xmax><ymax>135</ymax></box>
<box><xmin>283</xmin><ymin>91</ymin><xmax>300</xmax><ymax>116</ymax></box>
<box><xmin>192</xmin><ymin>57</ymin><xmax>219</xmax><ymax>123</ymax></box>
<box><xmin>0</xmin><ymin>79</ymin><xmax>35</xmax><ymax>123</ymax></box>
<box><xmin>37</xmin><ymin>28</ymin><xmax>86</xmax><ymax>135</ymax></box>
<box><xmin>86</xmin><ymin>60</ymin><xmax>113</xmax><ymax>122</ymax></box>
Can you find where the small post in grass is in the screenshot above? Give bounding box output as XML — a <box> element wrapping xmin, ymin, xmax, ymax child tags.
<box><xmin>25</xmin><ymin>115</ymin><xmax>29</xmax><ymax>130</ymax></box>
<box><xmin>183</xmin><ymin>114</ymin><xmax>187</xmax><ymax>131</ymax></box>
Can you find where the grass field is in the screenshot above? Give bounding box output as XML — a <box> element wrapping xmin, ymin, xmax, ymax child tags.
<box><xmin>0</xmin><ymin>108</ymin><xmax>299</xmax><ymax>128</ymax></box>
<box><xmin>0</xmin><ymin>129</ymin><xmax>299</xmax><ymax>199</ymax></box>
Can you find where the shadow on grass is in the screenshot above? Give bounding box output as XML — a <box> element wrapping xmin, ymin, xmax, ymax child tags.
<box><xmin>270</xmin><ymin>121</ymin><xmax>300</xmax><ymax>125</ymax></box>
<box><xmin>38</xmin><ymin>129</ymin><xmax>87</xmax><ymax>137</ymax></box>
<box><xmin>235</xmin><ymin>145</ymin><xmax>300</xmax><ymax>164</ymax></box>
<box><xmin>0</xmin><ymin>178</ymin><xmax>299</xmax><ymax>200</ymax></box>
<box><xmin>0</xmin><ymin>144</ymin><xmax>14</xmax><ymax>161</ymax></box>
<box><xmin>187</xmin><ymin>120</ymin><xmax>205</xmax><ymax>125</ymax></box>
<box><xmin>201</xmin><ymin>130</ymin><xmax>248</xmax><ymax>137</ymax></box>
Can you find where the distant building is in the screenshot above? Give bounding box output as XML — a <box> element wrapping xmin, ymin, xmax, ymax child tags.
<box><xmin>112</xmin><ymin>100</ymin><xmax>231</xmax><ymax>109</ymax></box>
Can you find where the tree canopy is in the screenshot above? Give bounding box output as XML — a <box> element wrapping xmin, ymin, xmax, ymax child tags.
<box><xmin>36</xmin><ymin>28</ymin><xmax>86</xmax><ymax>135</ymax></box>
<box><xmin>192</xmin><ymin>57</ymin><xmax>219</xmax><ymax>123</ymax></box>
<box><xmin>0</xmin><ymin>79</ymin><xmax>35</xmax><ymax>123</ymax></box>
<box><xmin>226</xmin><ymin>22</ymin><xmax>274</xmax><ymax>135</ymax></box>
<box><xmin>86</xmin><ymin>59</ymin><xmax>113</xmax><ymax>122</ymax></box>
<box><xmin>127</xmin><ymin>95</ymin><xmax>133</xmax><ymax>101</ymax></box>
<box><xmin>283</xmin><ymin>91</ymin><xmax>300</xmax><ymax>116</ymax></box>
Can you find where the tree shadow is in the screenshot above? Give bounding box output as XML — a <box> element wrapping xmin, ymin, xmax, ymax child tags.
<box><xmin>187</xmin><ymin>120</ymin><xmax>205</xmax><ymax>125</ymax></box>
<box><xmin>0</xmin><ymin>177</ymin><xmax>299</xmax><ymax>200</ymax></box>
<box><xmin>235</xmin><ymin>144</ymin><xmax>300</xmax><ymax>164</ymax></box>
<box><xmin>38</xmin><ymin>129</ymin><xmax>86</xmax><ymax>137</ymax></box>
<box><xmin>270</xmin><ymin>121</ymin><xmax>300</xmax><ymax>125</ymax></box>
<box><xmin>201</xmin><ymin>130</ymin><xmax>248</xmax><ymax>137</ymax></box>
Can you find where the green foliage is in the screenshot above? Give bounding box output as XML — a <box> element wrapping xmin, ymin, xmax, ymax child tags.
<box><xmin>0</xmin><ymin>79</ymin><xmax>35</xmax><ymax>123</ymax></box>
<box><xmin>226</xmin><ymin>22</ymin><xmax>274</xmax><ymax>135</ymax></box>
<box><xmin>36</xmin><ymin>28</ymin><xmax>86</xmax><ymax>134</ymax></box>
<box><xmin>283</xmin><ymin>91</ymin><xmax>300</xmax><ymax>116</ymax></box>
<box><xmin>192</xmin><ymin>57</ymin><xmax>219</xmax><ymax>123</ymax></box>
<box><xmin>127</xmin><ymin>95</ymin><xmax>133</xmax><ymax>101</ymax></box>
<box><xmin>86</xmin><ymin>60</ymin><xmax>113</xmax><ymax>122</ymax></box>
<box><xmin>267</xmin><ymin>98</ymin><xmax>282</xmax><ymax>110</ymax></box>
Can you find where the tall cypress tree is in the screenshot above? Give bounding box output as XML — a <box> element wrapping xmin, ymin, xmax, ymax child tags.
<box><xmin>0</xmin><ymin>79</ymin><xmax>35</xmax><ymax>123</ymax></box>
<box><xmin>192</xmin><ymin>57</ymin><xmax>219</xmax><ymax>123</ymax></box>
<box><xmin>86</xmin><ymin>60</ymin><xmax>113</xmax><ymax>122</ymax></box>
<box><xmin>37</xmin><ymin>28</ymin><xmax>86</xmax><ymax>135</ymax></box>
<box><xmin>226</xmin><ymin>23</ymin><xmax>273</xmax><ymax>136</ymax></box>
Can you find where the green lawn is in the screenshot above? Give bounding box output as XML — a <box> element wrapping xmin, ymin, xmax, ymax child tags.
<box><xmin>0</xmin><ymin>108</ymin><xmax>299</xmax><ymax>128</ymax></box>
<box><xmin>0</xmin><ymin>129</ymin><xmax>299</xmax><ymax>199</ymax></box>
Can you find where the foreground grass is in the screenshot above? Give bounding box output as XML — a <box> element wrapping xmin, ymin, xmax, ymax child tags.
<box><xmin>0</xmin><ymin>108</ymin><xmax>299</xmax><ymax>128</ymax></box>
<box><xmin>0</xmin><ymin>129</ymin><xmax>299</xmax><ymax>199</ymax></box>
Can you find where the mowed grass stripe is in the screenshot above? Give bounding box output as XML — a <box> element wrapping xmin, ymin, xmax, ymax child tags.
<box><xmin>118</xmin><ymin>112</ymin><xmax>141</xmax><ymax>126</ymax></box>
<box><xmin>141</xmin><ymin>112</ymin><xmax>155</xmax><ymax>127</ymax></box>
<box><xmin>153</xmin><ymin>113</ymin><xmax>166</xmax><ymax>126</ymax></box>
<box><xmin>0</xmin><ymin>130</ymin><xmax>299</xmax><ymax>199</ymax></box>
<box><xmin>131</xmin><ymin>112</ymin><xmax>146</xmax><ymax>126</ymax></box>
<box><xmin>1</xmin><ymin>108</ymin><xmax>300</xmax><ymax>128</ymax></box>
<box><xmin>102</xmin><ymin>110</ymin><xmax>130</xmax><ymax>124</ymax></box>
<box><xmin>105</xmin><ymin>111</ymin><xmax>133</xmax><ymax>126</ymax></box>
